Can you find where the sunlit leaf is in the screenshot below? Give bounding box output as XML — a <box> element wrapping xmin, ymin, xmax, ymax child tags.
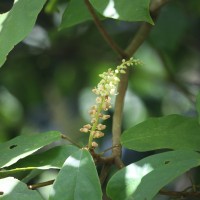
<box><xmin>0</xmin><ymin>177</ymin><xmax>43</xmax><ymax>200</ymax></box>
<box><xmin>121</xmin><ymin>114</ymin><xmax>200</xmax><ymax>151</ymax></box>
<box><xmin>107</xmin><ymin>150</ymin><xmax>200</xmax><ymax>200</ymax></box>
<box><xmin>0</xmin><ymin>145</ymin><xmax>79</xmax><ymax>178</ymax></box>
<box><xmin>89</xmin><ymin>0</ymin><xmax>153</xmax><ymax>24</ymax></box>
<box><xmin>49</xmin><ymin>149</ymin><xmax>102</xmax><ymax>200</ymax></box>
<box><xmin>0</xmin><ymin>131</ymin><xmax>61</xmax><ymax>168</ymax></box>
<box><xmin>0</xmin><ymin>0</ymin><xmax>46</xmax><ymax>67</ymax></box>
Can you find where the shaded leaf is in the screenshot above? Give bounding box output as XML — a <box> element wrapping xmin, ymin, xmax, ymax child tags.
<box><xmin>49</xmin><ymin>149</ymin><xmax>102</xmax><ymax>200</ymax></box>
<box><xmin>0</xmin><ymin>0</ymin><xmax>46</xmax><ymax>67</ymax></box>
<box><xmin>0</xmin><ymin>131</ymin><xmax>61</xmax><ymax>168</ymax></box>
<box><xmin>107</xmin><ymin>150</ymin><xmax>200</xmax><ymax>200</ymax></box>
<box><xmin>60</xmin><ymin>0</ymin><xmax>93</xmax><ymax>29</ymax></box>
<box><xmin>89</xmin><ymin>0</ymin><xmax>153</xmax><ymax>24</ymax></box>
<box><xmin>0</xmin><ymin>177</ymin><xmax>43</xmax><ymax>200</ymax></box>
<box><xmin>0</xmin><ymin>145</ymin><xmax>79</xmax><ymax>177</ymax></box>
<box><xmin>121</xmin><ymin>114</ymin><xmax>200</xmax><ymax>151</ymax></box>
<box><xmin>21</xmin><ymin>169</ymin><xmax>43</xmax><ymax>183</ymax></box>
<box><xmin>196</xmin><ymin>92</ymin><xmax>200</xmax><ymax>124</ymax></box>
<box><xmin>149</xmin><ymin>4</ymin><xmax>188</xmax><ymax>52</ymax></box>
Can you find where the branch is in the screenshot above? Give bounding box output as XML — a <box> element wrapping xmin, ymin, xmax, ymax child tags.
<box><xmin>112</xmin><ymin>0</ymin><xmax>170</xmax><ymax>163</ymax></box>
<box><xmin>84</xmin><ymin>0</ymin><xmax>128</xmax><ymax>59</ymax></box>
<box><xmin>112</xmin><ymin>70</ymin><xmax>129</xmax><ymax>164</ymax></box>
<box><xmin>159</xmin><ymin>189</ymin><xmax>200</xmax><ymax>198</ymax></box>
<box><xmin>125</xmin><ymin>0</ymin><xmax>170</xmax><ymax>56</ymax></box>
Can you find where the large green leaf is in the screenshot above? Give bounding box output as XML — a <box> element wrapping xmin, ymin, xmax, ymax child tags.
<box><xmin>0</xmin><ymin>177</ymin><xmax>43</xmax><ymax>200</ymax></box>
<box><xmin>121</xmin><ymin>114</ymin><xmax>200</xmax><ymax>151</ymax></box>
<box><xmin>0</xmin><ymin>145</ymin><xmax>79</xmax><ymax>178</ymax></box>
<box><xmin>0</xmin><ymin>131</ymin><xmax>61</xmax><ymax>168</ymax></box>
<box><xmin>49</xmin><ymin>149</ymin><xmax>102</xmax><ymax>200</ymax></box>
<box><xmin>0</xmin><ymin>0</ymin><xmax>46</xmax><ymax>67</ymax></box>
<box><xmin>60</xmin><ymin>0</ymin><xmax>93</xmax><ymax>29</ymax></box>
<box><xmin>89</xmin><ymin>0</ymin><xmax>153</xmax><ymax>24</ymax></box>
<box><xmin>107</xmin><ymin>150</ymin><xmax>200</xmax><ymax>200</ymax></box>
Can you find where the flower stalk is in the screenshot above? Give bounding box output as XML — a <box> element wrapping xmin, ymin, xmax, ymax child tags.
<box><xmin>80</xmin><ymin>58</ymin><xmax>142</xmax><ymax>149</ymax></box>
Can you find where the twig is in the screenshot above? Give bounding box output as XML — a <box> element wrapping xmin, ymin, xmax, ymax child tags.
<box><xmin>159</xmin><ymin>189</ymin><xmax>200</xmax><ymax>198</ymax></box>
<box><xmin>28</xmin><ymin>179</ymin><xmax>54</xmax><ymax>190</ymax></box>
<box><xmin>84</xmin><ymin>0</ymin><xmax>128</xmax><ymax>59</ymax></box>
<box><xmin>125</xmin><ymin>0</ymin><xmax>171</xmax><ymax>56</ymax></box>
<box><xmin>100</xmin><ymin>145</ymin><xmax>120</xmax><ymax>155</ymax></box>
<box><xmin>61</xmin><ymin>134</ymin><xmax>82</xmax><ymax>148</ymax></box>
<box><xmin>0</xmin><ymin>192</ymin><xmax>3</xmax><ymax>195</ymax></box>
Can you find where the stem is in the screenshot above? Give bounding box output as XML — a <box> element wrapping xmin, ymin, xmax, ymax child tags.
<box><xmin>99</xmin><ymin>164</ymin><xmax>111</xmax><ymax>185</ymax></box>
<box><xmin>100</xmin><ymin>145</ymin><xmax>120</xmax><ymax>155</ymax></box>
<box><xmin>84</xmin><ymin>0</ymin><xmax>128</xmax><ymax>59</ymax></box>
<box><xmin>28</xmin><ymin>180</ymin><xmax>54</xmax><ymax>190</ymax></box>
<box><xmin>61</xmin><ymin>134</ymin><xmax>82</xmax><ymax>148</ymax></box>
<box><xmin>112</xmin><ymin>0</ymin><xmax>170</xmax><ymax>163</ymax></box>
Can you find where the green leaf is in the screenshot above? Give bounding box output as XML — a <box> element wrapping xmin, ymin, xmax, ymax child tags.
<box><xmin>60</xmin><ymin>0</ymin><xmax>93</xmax><ymax>29</ymax></box>
<box><xmin>0</xmin><ymin>177</ymin><xmax>43</xmax><ymax>200</ymax></box>
<box><xmin>0</xmin><ymin>145</ymin><xmax>79</xmax><ymax>178</ymax></box>
<box><xmin>121</xmin><ymin>114</ymin><xmax>200</xmax><ymax>151</ymax></box>
<box><xmin>45</xmin><ymin>0</ymin><xmax>58</xmax><ymax>14</ymax></box>
<box><xmin>0</xmin><ymin>131</ymin><xmax>61</xmax><ymax>168</ymax></box>
<box><xmin>0</xmin><ymin>0</ymin><xmax>46</xmax><ymax>67</ymax></box>
<box><xmin>196</xmin><ymin>92</ymin><xmax>200</xmax><ymax>124</ymax></box>
<box><xmin>107</xmin><ymin>150</ymin><xmax>200</xmax><ymax>200</ymax></box>
<box><xmin>49</xmin><ymin>149</ymin><xmax>102</xmax><ymax>200</ymax></box>
<box><xmin>89</xmin><ymin>0</ymin><xmax>153</xmax><ymax>24</ymax></box>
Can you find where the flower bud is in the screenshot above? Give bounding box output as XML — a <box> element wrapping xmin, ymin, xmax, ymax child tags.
<box><xmin>97</xmin><ymin>124</ymin><xmax>106</xmax><ymax>130</ymax></box>
<box><xmin>92</xmin><ymin>142</ymin><xmax>98</xmax><ymax>148</ymax></box>
<box><xmin>102</xmin><ymin>114</ymin><xmax>110</xmax><ymax>120</ymax></box>
<box><xmin>93</xmin><ymin>131</ymin><xmax>104</xmax><ymax>138</ymax></box>
<box><xmin>91</xmin><ymin>118</ymin><xmax>97</xmax><ymax>124</ymax></box>
<box><xmin>96</xmin><ymin>97</ymin><xmax>102</xmax><ymax>104</ymax></box>
<box><xmin>84</xmin><ymin>124</ymin><xmax>91</xmax><ymax>129</ymax></box>
<box><xmin>80</xmin><ymin>127</ymin><xmax>89</xmax><ymax>133</ymax></box>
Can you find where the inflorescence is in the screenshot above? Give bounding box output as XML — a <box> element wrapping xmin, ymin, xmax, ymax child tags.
<box><xmin>80</xmin><ymin>58</ymin><xmax>142</xmax><ymax>149</ymax></box>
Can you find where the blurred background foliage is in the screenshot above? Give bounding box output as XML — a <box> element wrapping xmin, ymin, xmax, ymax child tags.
<box><xmin>0</xmin><ymin>0</ymin><xmax>200</xmax><ymax>199</ymax></box>
<box><xmin>0</xmin><ymin>0</ymin><xmax>199</xmax><ymax>143</ymax></box>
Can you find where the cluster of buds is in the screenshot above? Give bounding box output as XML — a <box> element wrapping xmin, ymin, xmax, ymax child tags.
<box><xmin>80</xmin><ymin>58</ymin><xmax>142</xmax><ymax>149</ymax></box>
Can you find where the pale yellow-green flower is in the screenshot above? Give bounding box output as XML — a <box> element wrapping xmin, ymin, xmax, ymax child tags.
<box><xmin>80</xmin><ymin>58</ymin><xmax>142</xmax><ymax>149</ymax></box>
